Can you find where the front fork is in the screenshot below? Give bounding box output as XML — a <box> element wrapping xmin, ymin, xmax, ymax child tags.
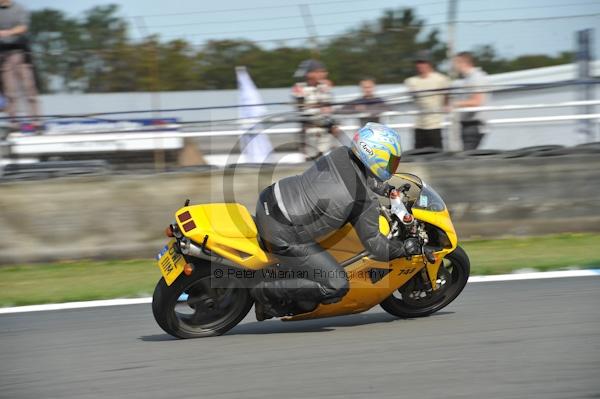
<box><xmin>383</xmin><ymin>201</ymin><xmax>443</xmax><ymax>292</ymax></box>
<box><xmin>423</xmin><ymin>256</ymin><xmax>443</xmax><ymax>291</ymax></box>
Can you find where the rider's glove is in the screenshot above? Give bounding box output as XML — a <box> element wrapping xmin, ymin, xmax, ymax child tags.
<box><xmin>403</xmin><ymin>238</ymin><xmax>422</xmax><ymax>256</ymax></box>
<box><xmin>367</xmin><ymin>177</ymin><xmax>393</xmax><ymax>197</ymax></box>
<box><xmin>423</xmin><ymin>246</ymin><xmax>436</xmax><ymax>264</ymax></box>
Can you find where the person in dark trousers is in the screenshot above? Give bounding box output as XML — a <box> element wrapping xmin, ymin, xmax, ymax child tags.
<box><xmin>0</xmin><ymin>0</ymin><xmax>39</xmax><ymax>131</ymax></box>
<box><xmin>404</xmin><ymin>50</ymin><xmax>450</xmax><ymax>149</ymax></box>
<box><xmin>251</xmin><ymin>122</ymin><xmax>422</xmax><ymax>320</ymax></box>
<box><xmin>452</xmin><ymin>51</ymin><xmax>489</xmax><ymax>150</ymax></box>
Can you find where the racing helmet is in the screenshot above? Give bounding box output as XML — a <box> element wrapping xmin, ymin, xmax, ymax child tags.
<box><xmin>351</xmin><ymin>122</ymin><xmax>402</xmax><ymax>181</ymax></box>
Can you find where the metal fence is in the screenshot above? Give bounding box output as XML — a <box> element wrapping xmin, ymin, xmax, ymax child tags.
<box><xmin>1</xmin><ymin>81</ymin><xmax>599</xmax><ymax>178</ymax></box>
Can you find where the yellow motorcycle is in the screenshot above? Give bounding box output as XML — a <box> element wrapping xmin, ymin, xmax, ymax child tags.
<box><xmin>152</xmin><ymin>173</ymin><xmax>470</xmax><ymax>338</ymax></box>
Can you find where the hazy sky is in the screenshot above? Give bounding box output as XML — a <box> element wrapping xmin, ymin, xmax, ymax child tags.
<box><xmin>25</xmin><ymin>0</ymin><xmax>600</xmax><ymax>57</ymax></box>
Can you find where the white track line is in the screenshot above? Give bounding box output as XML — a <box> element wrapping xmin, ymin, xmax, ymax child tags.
<box><xmin>1</xmin><ymin>269</ymin><xmax>599</xmax><ymax>315</ymax></box>
<box><xmin>0</xmin><ymin>297</ymin><xmax>151</xmax><ymax>315</ymax></box>
<box><xmin>468</xmin><ymin>269</ymin><xmax>600</xmax><ymax>283</ymax></box>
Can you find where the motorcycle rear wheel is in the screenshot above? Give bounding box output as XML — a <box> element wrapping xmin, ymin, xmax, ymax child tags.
<box><xmin>152</xmin><ymin>262</ymin><xmax>253</xmax><ymax>338</ymax></box>
<box><xmin>380</xmin><ymin>246</ymin><xmax>470</xmax><ymax>318</ymax></box>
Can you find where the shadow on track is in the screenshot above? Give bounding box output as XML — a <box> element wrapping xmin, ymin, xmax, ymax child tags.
<box><xmin>139</xmin><ymin>334</ymin><xmax>179</xmax><ymax>342</ymax></box>
<box><xmin>230</xmin><ymin>311</ymin><xmax>400</xmax><ymax>335</ymax></box>
<box><xmin>138</xmin><ymin>311</ymin><xmax>454</xmax><ymax>341</ymax></box>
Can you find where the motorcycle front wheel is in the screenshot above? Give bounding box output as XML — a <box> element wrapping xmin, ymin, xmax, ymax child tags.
<box><xmin>380</xmin><ymin>246</ymin><xmax>470</xmax><ymax>318</ymax></box>
<box><xmin>152</xmin><ymin>262</ymin><xmax>253</xmax><ymax>338</ymax></box>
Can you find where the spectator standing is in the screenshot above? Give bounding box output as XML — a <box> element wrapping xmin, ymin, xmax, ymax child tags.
<box><xmin>0</xmin><ymin>0</ymin><xmax>39</xmax><ymax>131</ymax></box>
<box><xmin>343</xmin><ymin>77</ymin><xmax>388</xmax><ymax>126</ymax></box>
<box><xmin>404</xmin><ymin>50</ymin><xmax>450</xmax><ymax>149</ymax></box>
<box><xmin>292</xmin><ymin>59</ymin><xmax>337</xmax><ymax>160</ymax></box>
<box><xmin>452</xmin><ymin>51</ymin><xmax>489</xmax><ymax>150</ymax></box>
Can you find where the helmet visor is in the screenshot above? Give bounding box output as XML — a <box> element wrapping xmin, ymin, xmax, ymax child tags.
<box><xmin>386</xmin><ymin>154</ymin><xmax>401</xmax><ymax>176</ymax></box>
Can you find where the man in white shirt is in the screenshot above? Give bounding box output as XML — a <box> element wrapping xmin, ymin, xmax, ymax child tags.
<box><xmin>452</xmin><ymin>51</ymin><xmax>489</xmax><ymax>150</ymax></box>
<box><xmin>404</xmin><ymin>50</ymin><xmax>450</xmax><ymax>149</ymax></box>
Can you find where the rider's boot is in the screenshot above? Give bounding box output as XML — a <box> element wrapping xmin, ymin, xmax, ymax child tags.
<box><xmin>254</xmin><ymin>300</ymin><xmax>273</xmax><ymax>322</ymax></box>
<box><xmin>251</xmin><ymin>285</ymin><xmax>290</xmax><ymax>321</ymax></box>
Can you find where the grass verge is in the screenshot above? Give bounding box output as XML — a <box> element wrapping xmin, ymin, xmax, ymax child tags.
<box><xmin>1</xmin><ymin>233</ymin><xmax>599</xmax><ymax>307</ymax></box>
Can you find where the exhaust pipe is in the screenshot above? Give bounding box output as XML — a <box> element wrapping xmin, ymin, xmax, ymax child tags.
<box><xmin>177</xmin><ymin>237</ymin><xmax>240</xmax><ymax>270</ymax></box>
<box><xmin>179</xmin><ymin>238</ymin><xmax>204</xmax><ymax>257</ymax></box>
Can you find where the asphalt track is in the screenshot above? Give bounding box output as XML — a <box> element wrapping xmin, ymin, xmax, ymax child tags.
<box><xmin>1</xmin><ymin>277</ymin><xmax>599</xmax><ymax>399</ymax></box>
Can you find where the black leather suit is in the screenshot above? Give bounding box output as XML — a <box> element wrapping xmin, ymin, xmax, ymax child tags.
<box><xmin>254</xmin><ymin>146</ymin><xmax>407</xmax><ymax>313</ymax></box>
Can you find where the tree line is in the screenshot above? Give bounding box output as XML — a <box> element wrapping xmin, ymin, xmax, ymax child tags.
<box><xmin>29</xmin><ymin>4</ymin><xmax>573</xmax><ymax>93</ymax></box>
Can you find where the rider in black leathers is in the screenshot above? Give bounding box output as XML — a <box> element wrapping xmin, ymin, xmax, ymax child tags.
<box><xmin>252</xmin><ymin>123</ymin><xmax>421</xmax><ymax>319</ymax></box>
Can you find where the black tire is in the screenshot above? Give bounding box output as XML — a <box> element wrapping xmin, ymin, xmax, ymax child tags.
<box><xmin>380</xmin><ymin>246</ymin><xmax>470</xmax><ymax>318</ymax></box>
<box><xmin>152</xmin><ymin>261</ymin><xmax>254</xmax><ymax>339</ymax></box>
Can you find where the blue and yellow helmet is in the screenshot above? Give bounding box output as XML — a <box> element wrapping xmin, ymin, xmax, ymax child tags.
<box><xmin>351</xmin><ymin>122</ymin><xmax>402</xmax><ymax>181</ymax></box>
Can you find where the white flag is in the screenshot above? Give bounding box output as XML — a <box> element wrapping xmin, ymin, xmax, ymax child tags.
<box><xmin>236</xmin><ymin>66</ymin><xmax>273</xmax><ymax>163</ymax></box>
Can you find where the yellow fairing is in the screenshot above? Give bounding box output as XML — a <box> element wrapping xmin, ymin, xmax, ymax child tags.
<box><xmin>287</xmin><ymin>254</ymin><xmax>444</xmax><ymax>321</ymax></box>
<box><xmin>318</xmin><ymin>224</ymin><xmax>365</xmax><ymax>263</ymax></box>
<box><xmin>175</xmin><ymin>203</ymin><xmax>275</xmax><ymax>269</ymax></box>
<box><xmin>412</xmin><ymin>208</ymin><xmax>458</xmax><ymax>250</ymax></box>
<box><xmin>411</xmin><ymin>207</ymin><xmax>457</xmax><ymax>290</ymax></box>
<box><xmin>317</xmin><ymin>215</ymin><xmax>390</xmax><ymax>263</ymax></box>
<box><xmin>378</xmin><ymin>215</ymin><xmax>390</xmax><ymax>236</ymax></box>
<box><xmin>288</xmin><ymin>209</ymin><xmax>457</xmax><ymax>321</ymax></box>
